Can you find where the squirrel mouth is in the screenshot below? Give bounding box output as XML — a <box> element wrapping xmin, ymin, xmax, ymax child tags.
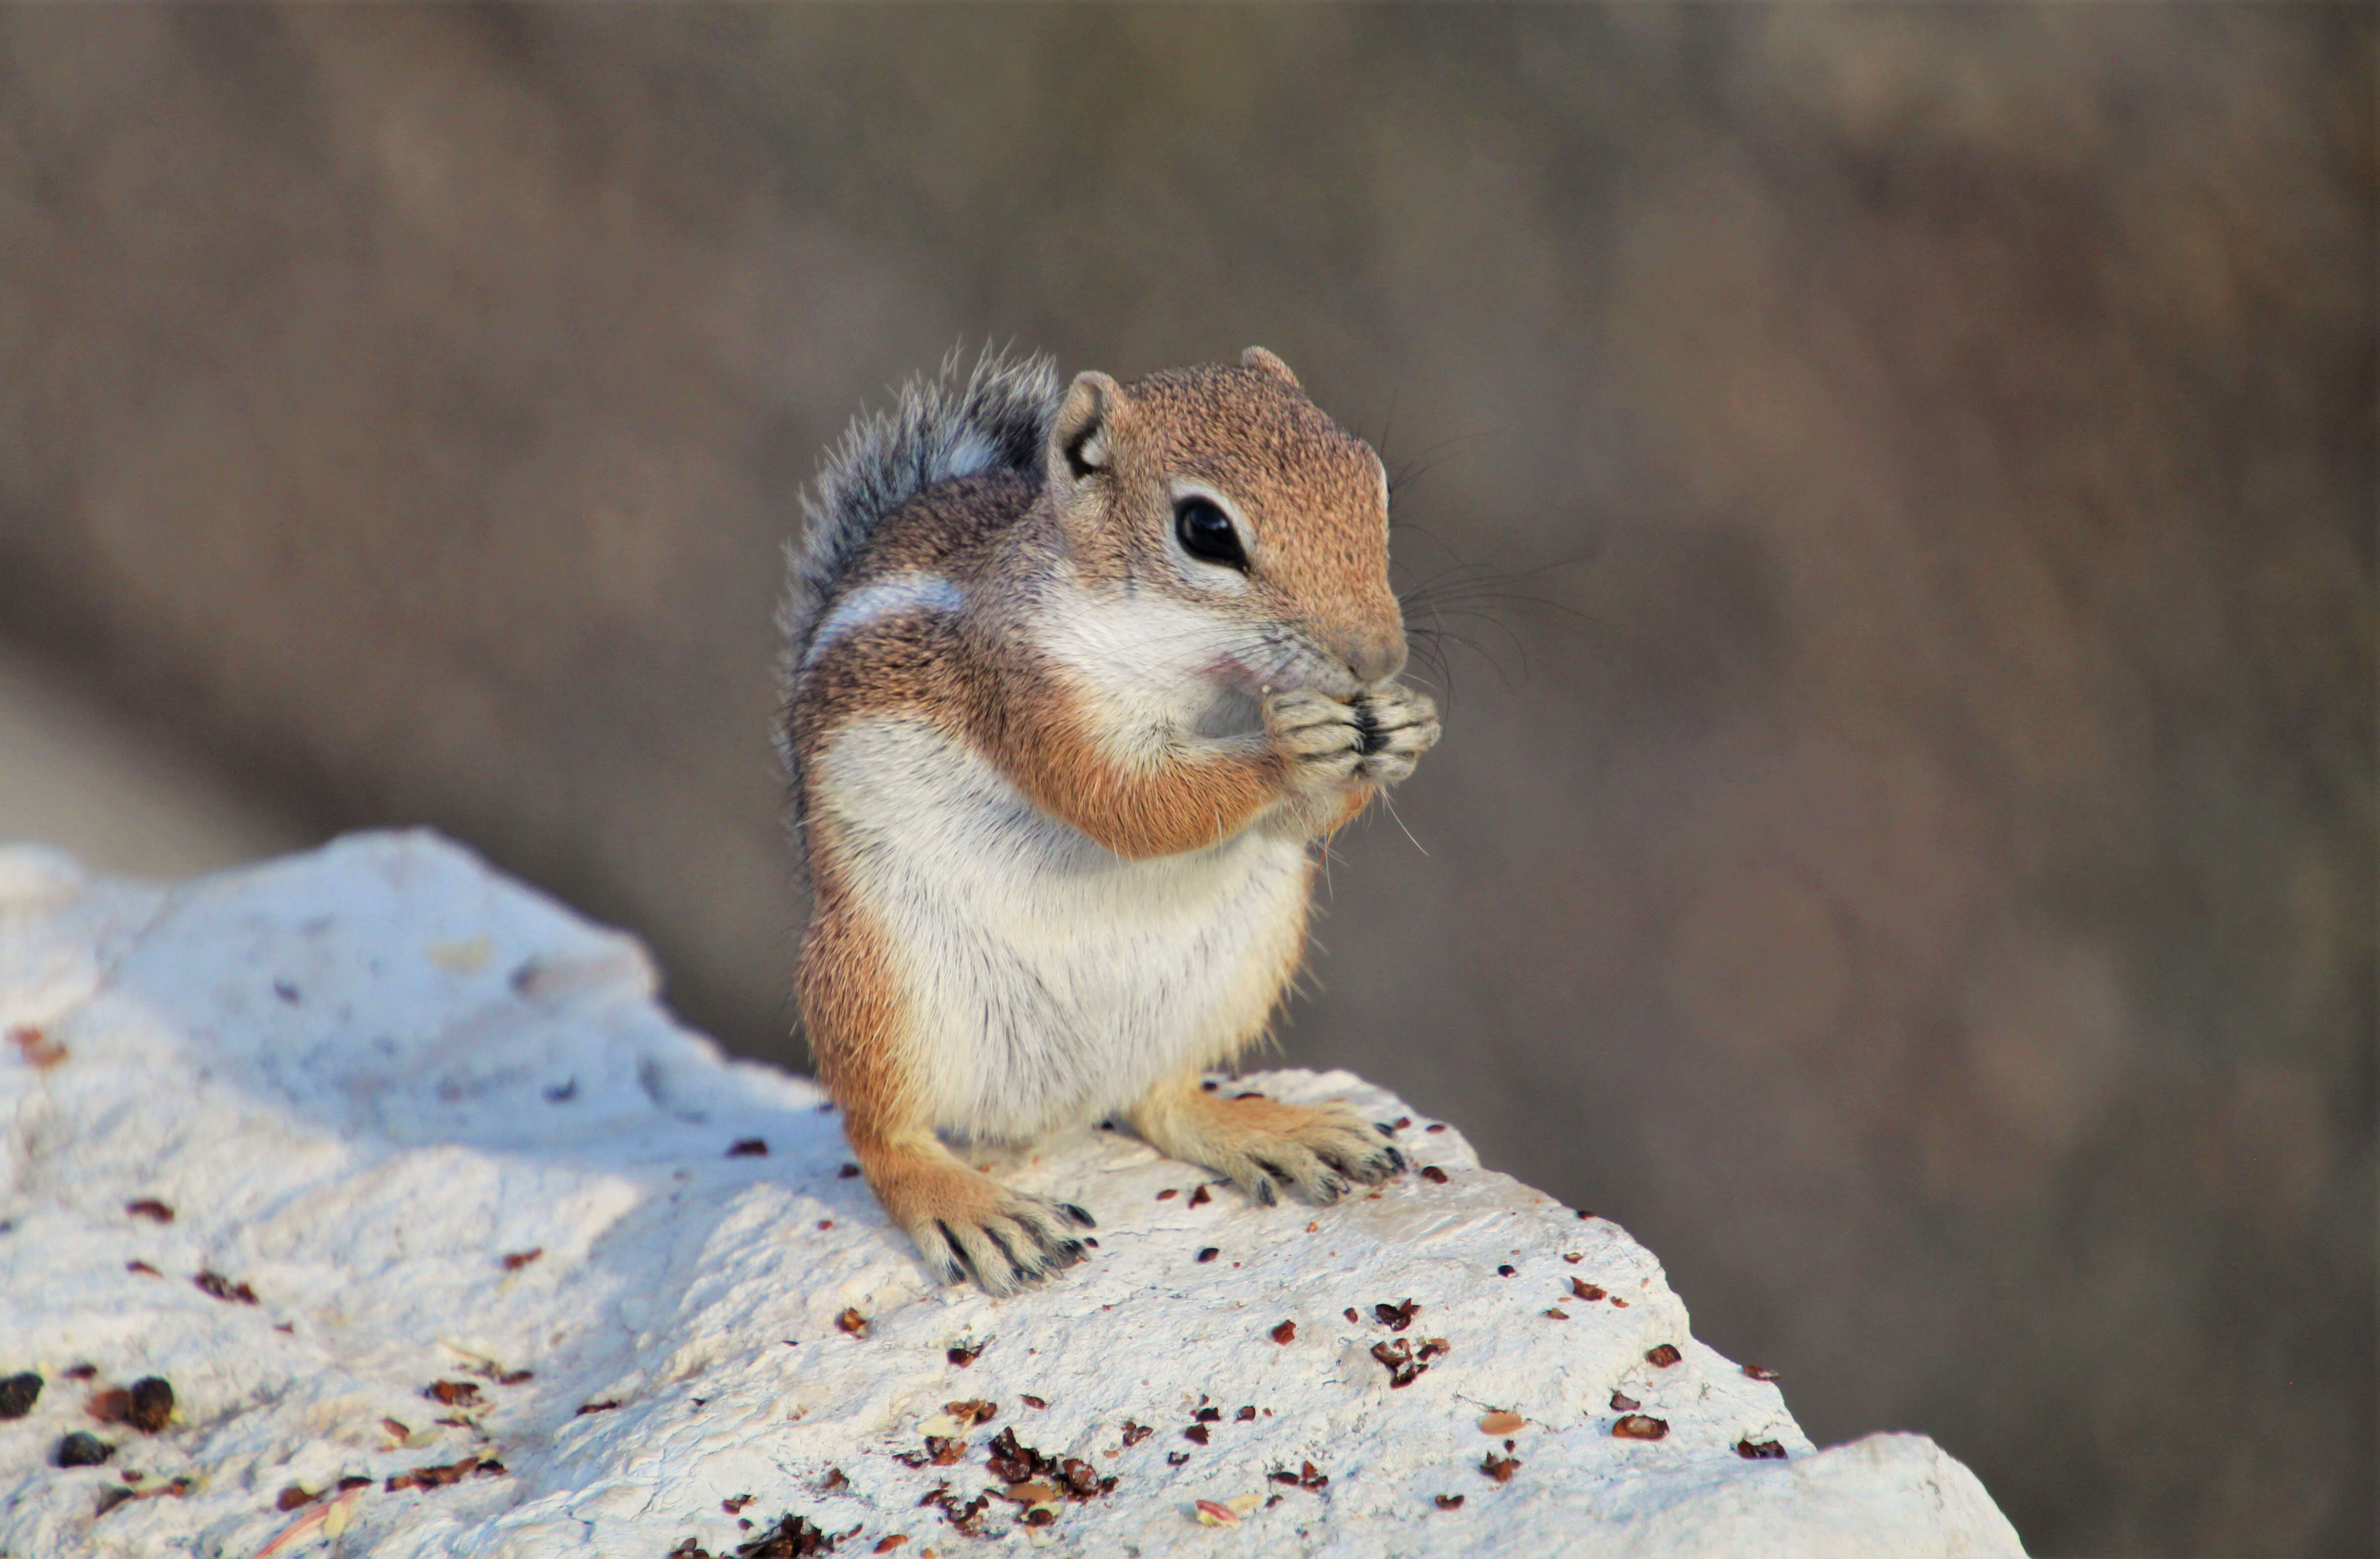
<box><xmin>1207</xmin><ymin>648</ymin><xmax>1360</xmax><ymax>701</ymax></box>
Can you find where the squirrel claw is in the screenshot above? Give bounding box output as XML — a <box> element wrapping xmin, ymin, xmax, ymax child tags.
<box><xmin>905</xmin><ymin>1184</ymin><xmax>1097</xmax><ymax>1297</ymax></box>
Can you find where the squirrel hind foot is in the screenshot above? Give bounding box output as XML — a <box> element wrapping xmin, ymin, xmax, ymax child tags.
<box><xmin>869</xmin><ymin>1156</ymin><xmax>1091</xmax><ymax>1297</ymax></box>
<box><xmin>1130</xmin><ymin>1090</ymin><xmax>1407</xmax><ymax>1209</ymax></box>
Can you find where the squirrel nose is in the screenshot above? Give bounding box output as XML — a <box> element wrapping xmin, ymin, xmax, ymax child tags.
<box><xmin>1345</xmin><ymin>630</ymin><xmax>1406</xmax><ymax>686</ymax></box>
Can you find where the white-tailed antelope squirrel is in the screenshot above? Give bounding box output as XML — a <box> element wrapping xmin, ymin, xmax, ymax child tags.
<box><xmin>778</xmin><ymin>347</ymin><xmax>1440</xmax><ymax>1294</ymax></box>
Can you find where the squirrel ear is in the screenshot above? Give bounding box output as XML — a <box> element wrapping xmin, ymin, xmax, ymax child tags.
<box><xmin>1052</xmin><ymin>370</ymin><xmax>1120</xmax><ymax>485</ymax></box>
<box><xmin>1240</xmin><ymin>346</ymin><xmax>1300</xmax><ymax>389</ymax></box>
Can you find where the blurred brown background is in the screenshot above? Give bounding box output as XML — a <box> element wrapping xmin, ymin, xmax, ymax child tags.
<box><xmin>0</xmin><ymin>6</ymin><xmax>2370</xmax><ymax>1553</ymax></box>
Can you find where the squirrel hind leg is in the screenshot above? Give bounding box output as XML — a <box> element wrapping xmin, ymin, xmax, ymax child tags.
<box><xmin>1124</xmin><ymin>1073</ymin><xmax>1407</xmax><ymax>1209</ymax></box>
<box><xmin>853</xmin><ymin>1132</ymin><xmax>1092</xmax><ymax>1297</ymax></box>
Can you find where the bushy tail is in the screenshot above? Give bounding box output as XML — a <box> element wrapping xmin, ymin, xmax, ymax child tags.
<box><xmin>776</xmin><ymin>346</ymin><xmax>1058</xmax><ymax>806</ymax></box>
<box><xmin>778</xmin><ymin>345</ymin><xmax>1059</xmax><ymax>664</ymax></box>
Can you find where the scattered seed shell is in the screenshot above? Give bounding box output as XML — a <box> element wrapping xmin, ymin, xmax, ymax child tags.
<box><xmin>1646</xmin><ymin>1343</ymin><xmax>1682</xmax><ymax>1368</ymax></box>
<box><xmin>1477</xmin><ymin>1412</ymin><xmax>1525</xmax><ymax>1435</ymax></box>
<box><xmin>0</xmin><ymin>1374</ymin><xmax>40</xmax><ymax>1420</ymax></box>
<box><xmin>1737</xmin><ymin>1437</ymin><xmax>1788</xmax><ymax>1460</ymax></box>
<box><xmin>1613</xmin><ymin>1414</ymin><xmax>1670</xmax><ymax>1441</ymax></box>
<box><xmin>123</xmin><ymin>1377</ymin><xmax>173</xmax><ymax>1433</ymax></box>
<box><xmin>1480</xmin><ymin>1453</ymin><xmax>1520</xmax><ymax>1484</ymax></box>
<box><xmin>192</xmin><ymin>1270</ymin><xmax>257</xmax><ymax>1304</ymax></box>
<box><xmin>125</xmin><ymin>1200</ymin><xmax>174</xmax><ymax>1223</ymax></box>
<box><xmin>836</xmin><ymin>1308</ymin><xmax>869</xmax><ymax>1337</ymax></box>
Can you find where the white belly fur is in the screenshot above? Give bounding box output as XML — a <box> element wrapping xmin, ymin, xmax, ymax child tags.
<box><xmin>812</xmin><ymin>714</ymin><xmax>1313</xmax><ymax>1142</ymax></box>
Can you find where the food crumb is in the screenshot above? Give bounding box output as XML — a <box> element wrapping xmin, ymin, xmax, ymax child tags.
<box><xmin>1646</xmin><ymin>1343</ymin><xmax>1682</xmax><ymax>1368</ymax></box>
<box><xmin>1435</xmin><ymin>1493</ymin><xmax>1465</xmax><ymax>1510</ymax></box>
<box><xmin>1742</xmin><ymin>1363</ymin><xmax>1781</xmax><ymax>1381</ymax></box>
<box><xmin>1479</xmin><ymin>1453</ymin><xmax>1519</xmax><ymax>1484</ymax></box>
<box><xmin>124</xmin><ymin>1200</ymin><xmax>174</xmax><ymax>1223</ymax></box>
<box><xmin>1737</xmin><ymin>1437</ymin><xmax>1787</xmax><ymax>1460</ymax></box>
<box><xmin>1156</xmin><ymin>1188</ymin><xmax>1178</xmax><ymax>1201</ymax></box>
<box><xmin>1188</xmin><ymin>1185</ymin><xmax>1211</xmax><ymax>1207</ymax></box>
<box><xmin>501</xmin><ymin>1249</ymin><xmax>543</xmax><ymax>1271</ymax></box>
<box><xmin>1613</xmin><ymin>1414</ymin><xmax>1669</xmax><ymax>1441</ymax></box>
<box><xmin>837</xmin><ymin>1308</ymin><xmax>869</xmax><ymax>1337</ymax></box>
<box><xmin>1419</xmin><ymin>1166</ymin><xmax>1449</xmax><ymax>1184</ymax></box>
<box><xmin>1270</xmin><ymin>1320</ymin><xmax>1297</xmax><ymax>1343</ymax></box>
<box><xmin>1194</xmin><ymin>1247</ymin><xmax>1219</xmax><ymax>1264</ymax></box>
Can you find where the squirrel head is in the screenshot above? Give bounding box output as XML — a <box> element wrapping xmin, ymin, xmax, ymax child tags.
<box><xmin>1042</xmin><ymin>347</ymin><xmax>1404</xmax><ymax>697</ymax></box>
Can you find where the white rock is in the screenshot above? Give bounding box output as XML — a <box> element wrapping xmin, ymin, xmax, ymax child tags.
<box><xmin>0</xmin><ymin>830</ymin><xmax>2026</xmax><ymax>1558</ymax></box>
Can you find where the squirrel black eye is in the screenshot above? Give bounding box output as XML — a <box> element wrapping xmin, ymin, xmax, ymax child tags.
<box><xmin>1174</xmin><ymin>497</ymin><xmax>1248</xmax><ymax>571</ymax></box>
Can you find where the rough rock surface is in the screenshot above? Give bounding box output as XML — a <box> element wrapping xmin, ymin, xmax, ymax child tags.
<box><xmin>0</xmin><ymin>831</ymin><xmax>2025</xmax><ymax>1558</ymax></box>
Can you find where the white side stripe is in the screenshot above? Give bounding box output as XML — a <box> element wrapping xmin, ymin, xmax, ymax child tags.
<box><xmin>803</xmin><ymin>575</ymin><xmax>964</xmax><ymax>667</ymax></box>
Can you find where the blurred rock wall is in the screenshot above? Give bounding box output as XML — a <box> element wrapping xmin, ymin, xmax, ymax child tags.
<box><xmin>0</xmin><ymin>7</ymin><xmax>2369</xmax><ymax>1553</ymax></box>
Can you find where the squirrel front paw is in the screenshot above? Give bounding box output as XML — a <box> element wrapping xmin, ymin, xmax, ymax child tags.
<box><xmin>1350</xmin><ymin>682</ymin><xmax>1440</xmax><ymax>786</ymax></box>
<box><xmin>1264</xmin><ymin>688</ymin><xmax>1368</xmax><ymax>794</ymax></box>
